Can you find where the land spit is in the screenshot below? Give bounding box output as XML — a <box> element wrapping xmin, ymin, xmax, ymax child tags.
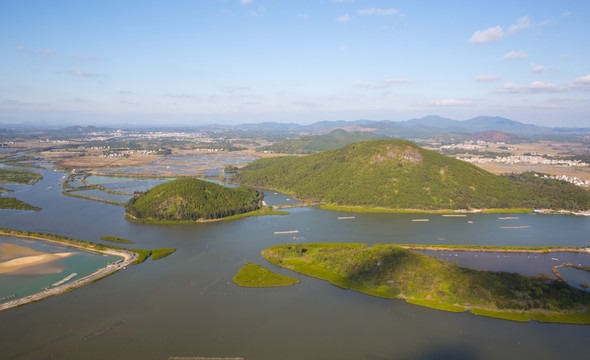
<box><xmin>0</xmin><ymin>232</ymin><xmax>137</xmax><ymax>312</ymax></box>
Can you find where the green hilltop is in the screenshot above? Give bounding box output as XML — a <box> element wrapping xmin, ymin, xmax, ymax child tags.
<box><xmin>126</xmin><ymin>178</ymin><xmax>262</xmax><ymax>222</ymax></box>
<box><xmin>233</xmin><ymin>139</ymin><xmax>590</xmax><ymax>211</ymax></box>
<box><xmin>257</xmin><ymin>129</ymin><xmax>386</xmax><ymax>154</ymax></box>
<box><xmin>262</xmin><ymin>243</ymin><xmax>590</xmax><ymax>323</ymax></box>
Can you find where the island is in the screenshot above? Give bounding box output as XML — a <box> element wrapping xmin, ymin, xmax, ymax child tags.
<box><xmin>262</xmin><ymin>243</ymin><xmax>590</xmax><ymax>324</ymax></box>
<box><xmin>0</xmin><ymin>169</ymin><xmax>43</xmax><ymax>210</ymax></box>
<box><xmin>233</xmin><ymin>139</ymin><xmax>590</xmax><ymax>212</ymax></box>
<box><xmin>125</xmin><ymin>177</ymin><xmax>280</xmax><ymax>224</ymax></box>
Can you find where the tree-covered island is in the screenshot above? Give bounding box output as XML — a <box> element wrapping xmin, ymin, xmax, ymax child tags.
<box><xmin>125</xmin><ymin>177</ymin><xmax>265</xmax><ymax>223</ymax></box>
<box><xmin>233</xmin><ymin>140</ymin><xmax>590</xmax><ymax>212</ymax></box>
<box><xmin>262</xmin><ymin>243</ymin><xmax>590</xmax><ymax>324</ymax></box>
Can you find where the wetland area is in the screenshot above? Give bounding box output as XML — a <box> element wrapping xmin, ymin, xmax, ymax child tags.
<box><xmin>1</xmin><ymin>156</ymin><xmax>590</xmax><ymax>359</ymax></box>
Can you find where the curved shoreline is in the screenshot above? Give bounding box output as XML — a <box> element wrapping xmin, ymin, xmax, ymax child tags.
<box><xmin>262</xmin><ymin>243</ymin><xmax>590</xmax><ymax>324</ymax></box>
<box><xmin>0</xmin><ymin>232</ymin><xmax>138</xmax><ymax>312</ymax></box>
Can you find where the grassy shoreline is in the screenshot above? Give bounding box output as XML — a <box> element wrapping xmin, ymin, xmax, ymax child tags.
<box><xmin>261</xmin><ymin>243</ymin><xmax>590</xmax><ymax>324</ymax></box>
<box><xmin>320</xmin><ymin>204</ymin><xmax>533</xmax><ymax>214</ymax></box>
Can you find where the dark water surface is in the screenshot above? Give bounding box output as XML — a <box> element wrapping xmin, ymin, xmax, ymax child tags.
<box><xmin>1</xmin><ymin>167</ymin><xmax>590</xmax><ymax>360</ymax></box>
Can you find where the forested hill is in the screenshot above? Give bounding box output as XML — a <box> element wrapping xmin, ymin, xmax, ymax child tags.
<box><xmin>256</xmin><ymin>129</ymin><xmax>386</xmax><ymax>154</ymax></box>
<box><xmin>233</xmin><ymin>140</ymin><xmax>590</xmax><ymax>210</ymax></box>
<box><xmin>126</xmin><ymin>178</ymin><xmax>261</xmax><ymax>221</ymax></box>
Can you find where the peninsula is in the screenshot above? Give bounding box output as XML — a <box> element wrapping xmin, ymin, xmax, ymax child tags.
<box><xmin>262</xmin><ymin>243</ymin><xmax>590</xmax><ymax>324</ymax></box>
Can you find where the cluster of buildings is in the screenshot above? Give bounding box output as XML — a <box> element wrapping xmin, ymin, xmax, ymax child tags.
<box><xmin>440</xmin><ymin>140</ymin><xmax>508</xmax><ymax>151</ymax></box>
<box><xmin>459</xmin><ymin>155</ymin><xmax>589</xmax><ymax>167</ymax></box>
<box><xmin>101</xmin><ymin>149</ymin><xmax>162</xmax><ymax>158</ymax></box>
<box><xmin>535</xmin><ymin>173</ymin><xmax>590</xmax><ymax>187</ymax></box>
<box><xmin>38</xmin><ymin>139</ymin><xmax>70</xmax><ymax>144</ymax></box>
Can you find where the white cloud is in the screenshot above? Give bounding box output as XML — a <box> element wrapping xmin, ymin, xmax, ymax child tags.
<box><xmin>353</xmin><ymin>81</ymin><xmax>370</xmax><ymax>88</ymax></box>
<box><xmin>530</xmin><ymin>63</ymin><xmax>546</xmax><ymax>73</ymax></box>
<box><xmin>501</xmin><ymin>76</ymin><xmax>590</xmax><ymax>93</ymax></box>
<box><xmin>469</xmin><ymin>26</ymin><xmax>503</xmax><ymax>44</ymax></box>
<box><xmin>469</xmin><ymin>16</ymin><xmax>533</xmax><ymax>44</ymax></box>
<box><xmin>357</xmin><ymin>8</ymin><xmax>399</xmax><ymax>16</ymax></box>
<box><xmin>502</xmin><ymin>82</ymin><xmax>522</xmax><ymax>93</ymax></box>
<box><xmin>528</xmin><ymin>81</ymin><xmax>560</xmax><ymax>92</ymax></box>
<box><xmin>574</xmin><ymin>74</ymin><xmax>590</xmax><ymax>84</ymax></box>
<box><xmin>240</xmin><ymin>0</ymin><xmax>252</xmax><ymax>5</ymax></box>
<box><xmin>475</xmin><ymin>74</ymin><xmax>500</xmax><ymax>82</ymax></box>
<box><xmin>339</xmin><ymin>46</ymin><xmax>348</xmax><ymax>51</ymax></box>
<box><xmin>336</xmin><ymin>14</ymin><xmax>350</xmax><ymax>22</ymax></box>
<box><xmin>507</xmin><ymin>16</ymin><xmax>531</xmax><ymax>34</ymax></box>
<box><xmin>502</xmin><ymin>50</ymin><xmax>529</xmax><ymax>60</ymax></box>
<box><xmin>429</xmin><ymin>99</ymin><xmax>474</xmax><ymax>106</ymax></box>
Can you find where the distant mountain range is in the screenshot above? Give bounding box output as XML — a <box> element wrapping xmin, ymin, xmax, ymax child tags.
<box><xmin>2</xmin><ymin>116</ymin><xmax>589</xmax><ymax>139</ymax></box>
<box><xmin>230</xmin><ymin>116</ymin><xmax>584</xmax><ymax>138</ymax></box>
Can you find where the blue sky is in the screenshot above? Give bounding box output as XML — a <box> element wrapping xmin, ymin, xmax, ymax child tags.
<box><xmin>1</xmin><ymin>0</ymin><xmax>589</xmax><ymax>127</ymax></box>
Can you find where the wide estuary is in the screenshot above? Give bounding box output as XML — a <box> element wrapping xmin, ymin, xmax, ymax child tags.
<box><xmin>1</xmin><ymin>167</ymin><xmax>589</xmax><ymax>360</ymax></box>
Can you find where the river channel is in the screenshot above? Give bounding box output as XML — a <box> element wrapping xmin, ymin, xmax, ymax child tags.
<box><xmin>1</xmin><ymin>167</ymin><xmax>589</xmax><ymax>359</ymax></box>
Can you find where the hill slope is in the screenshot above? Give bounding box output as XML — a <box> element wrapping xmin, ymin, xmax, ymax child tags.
<box><xmin>233</xmin><ymin>140</ymin><xmax>590</xmax><ymax>210</ymax></box>
<box><xmin>126</xmin><ymin>178</ymin><xmax>261</xmax><ymax>221</ymax></box>
<box><xmin>257</xmin><ymin>129</ymin><xmax>386</xmax><ymax>154</ymax></box>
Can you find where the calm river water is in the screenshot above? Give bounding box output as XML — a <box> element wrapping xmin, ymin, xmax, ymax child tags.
<box><xmin>1</xmin><ymin>167</ymin><xmax>590</xmax><ymax>360</ymax></box>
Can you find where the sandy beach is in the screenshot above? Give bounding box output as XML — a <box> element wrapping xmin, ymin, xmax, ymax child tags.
<box><xmin>0</xmin><ymin>252</ymin><xmax>75</xmax><ymax>274</ymax></box>
<box><xmin>0</xmin><ymin>243</ymin><xmax>45</xmax><ymax>260</ymax></box>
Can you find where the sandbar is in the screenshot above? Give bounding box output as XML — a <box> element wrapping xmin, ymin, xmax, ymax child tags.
<box><xmin>0</xmin><ymin>252</ymin><xmax>75</xmax><ymax>274</ymax></box>
<box><xmin>0</xmin><ymin>243</ymin><xmax>45</xmax><ymax>260</ymax></box>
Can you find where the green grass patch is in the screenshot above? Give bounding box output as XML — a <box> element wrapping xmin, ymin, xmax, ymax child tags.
<box><xmin>100</xmin><ymin>236</ymin><xmax>134</xmax><ymax>244</ymax></box>
<box><xmin>0</xmin><ymin>186</ymin><xmax>14</xmax><ymax>194</ymax></box>
<box><xmin>481</xmin><ymin>208</ymin><xmax>533</xmax><ymax>214</ymax></box>
<box><xmin>470</xmin><ymin>308</ymin><xmax>530</xmax><ymax>322</ymax></box>
<box><xmin>0</xmin><ymin>197</ymin><xmax>41</xmax><ymax>211</ymax></box>
<box><xmin>405</xmin><ymin>299</ymin><xmax>467</xmax><ymax>312</ymax></box>
<box><xmin>529</xmin><ymin>312</ymin><xmax>590</xmax><ymax>324</ymax></box>
<box><xmin>151</xmin><ymin>248</ymin><xmax>176</xmax><ymax>260</ymax></box>
<box><xmin>320</xmin><ymin>204</ymin><xmax>457</xmax><ymax>214</ymax></box>
<box><xmin>0</xmin><ymin>169</ymin><xmax>43</xmax><ymax>185</ymax></box>
<box><xmin>233</xmin><ymin>263</ymin><xmax>300</xmax><ymax>287</ymax></box>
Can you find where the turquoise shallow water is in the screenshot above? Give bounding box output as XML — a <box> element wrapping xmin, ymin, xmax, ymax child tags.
<box><xmin>0</xmin><ymin>236</ymin><xmax>119</xmax><ymax>301</ymax></box>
